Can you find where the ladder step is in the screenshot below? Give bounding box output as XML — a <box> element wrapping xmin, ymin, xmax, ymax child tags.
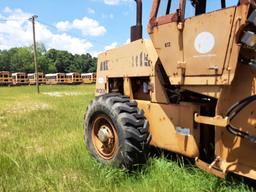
<box><xmin>195</xmin><ymin>158</ymin><xmax>226</xmax><ymax>179</ymax></box>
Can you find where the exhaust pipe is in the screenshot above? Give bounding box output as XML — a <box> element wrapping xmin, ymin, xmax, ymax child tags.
<box><xmin>131</xmin><ymin>0</ymin><xmax>142</xmax><ymax>42</ymax></box>
<box><xmin>135</xmin><ymin>0</ymin><xmax>142</xmax><ymax>26</ymax></box>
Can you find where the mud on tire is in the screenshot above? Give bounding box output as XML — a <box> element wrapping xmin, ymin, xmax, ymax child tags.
<box><xmin>84</xmin><ymin>93</ymin><xmax>151</xmax><ymax>169</ymax></box>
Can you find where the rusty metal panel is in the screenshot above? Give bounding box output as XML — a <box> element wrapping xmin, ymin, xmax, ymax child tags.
<box><xmin>95</xmin><ymin>39</ymin><xmax>157</xmax><ymax>96</ymax></box>
<box><xmin>137</xmin><ymin>100</ymin><xmax>200</xmax><ymax>158</ymax></box>
<box><xmin>149</xmin><ymin>22</ymin><xmax>183</xmax><ymax>79</ymax></box>
<box><xmin>183</xmin><ymin>7</ymin><xmax>236</xmax><ymax>76</ymax></box>
<box><xmin>216</xmin><ymin>64</ymin><xmax>256</xmax><ymax>180</ymax></box>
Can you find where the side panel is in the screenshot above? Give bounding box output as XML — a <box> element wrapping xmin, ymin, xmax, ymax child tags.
<box><xmin>95</xmin><ymin>40</ymin><xmax>158</xmax><ymax>96</ymax></box>
<box><xmin>149</xmin><ymin>3</ymin><xmax>250</xmax><ymax>89</ymax></box>
<box><xmin>137</xmin><ymin>100</ymin><xmax>200</xmax><ymax>158</ymax></box>
<box><xmin>149</xmin><ymin>22</ymin><xmax>183</xmax><ymax>81</ymax></box>
<box><xmin>183</xmin><ymin>7</ymin><xmax>236</xmax><ymax>76</ymax></box>
<box><xmin>216</xmin><ymin>63</ymin><xmax>256</xmax><ymax>180</ymax></box>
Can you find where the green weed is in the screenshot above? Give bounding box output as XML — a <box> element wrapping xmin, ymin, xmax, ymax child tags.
<box><xmin>0</xmin><ymin>85</ymin><xmax>254</xmax><ymax>192</ymax></box>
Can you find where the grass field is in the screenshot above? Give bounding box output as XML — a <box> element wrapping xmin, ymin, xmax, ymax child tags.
<box><xmin>0</xmin><ymin>85</ymin><xmax>254</xmax><ymax>192</ymax></box>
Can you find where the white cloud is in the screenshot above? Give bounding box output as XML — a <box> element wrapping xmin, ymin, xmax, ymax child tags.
<box><xmin>36</xmin><ymin>23</ymin><xmax>93</xmax><ymax>54</ymax></box>
<box><xmin>103</xmin><ymin>0</ymin><xmax>132</xmax><ymax>5</ymax></box>
<box><xmin>3</xmin><ymin>7</ymin><xmax>12</xmax><ymax>13</ymax></box>
<box><xmin>104</xmin><ymin>42</ymin><xmax>118</xmax><ymax>51</ymax></box>
<box><xmin>87</xmin><ymin>8</ymin><xmax>95</xmax><ymax>14</ymax></box>
<box><xmin>104</xmin><ymin>0</ymin><xmax>120</xmax><ymax>5</ymax></box>
<box><xmin>56</xmin><ymin>17</ymin><xmax>106</xmax><ymax>36</ymax></box>
<box><xmin>91</xmin><ymin>51</ymin><xmax>102</xmax><ymax>57</ymax></box>
<box><xmin>101</xmin><ymin>13</ymin><xmax>114</xmax><ymax>20</ymax></box>
<box><xmin>55</xmin><ymin>21</ymin><xmax>69</xmax><ymax>32</ymax></box>
<box><xmin>0</xmin><ymin>7</ymin><xmax>93</xmax><ymax>54</ymax></box>
<box><xmin>125</xmin><ymin>38</ymin><xmax>130</xmax><ymax>44</ymax></box>
<box><xmin>46</xmin><ymin>33</ymin><xmax>92</xmax><ymax>54</ymax></box>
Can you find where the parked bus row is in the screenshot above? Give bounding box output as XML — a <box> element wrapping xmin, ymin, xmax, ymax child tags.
<box><xmin>0</xmin><ymin>71</ymin><xmax>96</xmax><ymax>86</ymax></box>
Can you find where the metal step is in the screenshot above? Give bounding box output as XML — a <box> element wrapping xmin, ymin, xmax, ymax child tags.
<box><xmin>195</xmin><ymin>157</ymin><xmax>226</xmax><ymax>179</ymax></box>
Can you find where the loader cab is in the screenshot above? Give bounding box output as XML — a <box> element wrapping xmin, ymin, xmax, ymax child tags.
<box><xmin>148</xmin><ymin>0</ymin><xmax>240</xmax><ymax>84</ymax></box>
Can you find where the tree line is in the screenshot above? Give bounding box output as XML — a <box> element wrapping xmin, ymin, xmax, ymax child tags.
<box><xmin>0</xmin><ymin>43</ymin><xmax>97</xmax><ymax>73</ymax></box>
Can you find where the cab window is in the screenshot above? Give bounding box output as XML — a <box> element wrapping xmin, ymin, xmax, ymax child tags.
<box><xmin>157</xmin><ymin>0</ymin><xmax>180</xmax><ymax>17</ymax></box>
<box><xmin>185</xmin><ymin>0</ymin><xmax>238</xmax><ymax>19</ymax></box>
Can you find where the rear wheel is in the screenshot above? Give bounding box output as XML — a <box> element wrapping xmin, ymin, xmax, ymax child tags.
<box><xmin>84</xmin><ymin>94</ymin><xmax>151</xmax><ymax>169</ymax></box>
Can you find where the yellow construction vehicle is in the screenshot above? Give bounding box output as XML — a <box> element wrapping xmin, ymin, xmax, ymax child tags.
<box><xmin>84</xmin><ymin>0</ymin><xmax>256</xmax><ymax>180</ymax></box>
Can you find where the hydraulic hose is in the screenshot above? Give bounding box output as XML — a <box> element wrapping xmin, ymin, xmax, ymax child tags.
<box><xmin>226</xmin><ymin>95</ymin><xmax>256</xmax><ymax>143</ymax></box>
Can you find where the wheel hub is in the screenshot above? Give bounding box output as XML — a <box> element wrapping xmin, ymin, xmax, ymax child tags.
<box><xmin>97</xmin><ymin>125</ymin><xmax>112</xmax><ymax>143</ymax></box>
<box><xmin>91</xmin><ymin>114</ymin><xmax>119</xmax><ymax>160</ymax></box>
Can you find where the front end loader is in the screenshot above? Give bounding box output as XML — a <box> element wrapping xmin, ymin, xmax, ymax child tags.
<box><xmin>84</xmin><ymin>0</ymin><xmax>256</xmax><ymax>180</ymax></box>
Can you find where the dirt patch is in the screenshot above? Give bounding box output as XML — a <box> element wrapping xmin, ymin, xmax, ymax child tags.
<box><xmin>63</xmin><ymin>170</ymin><xmax>81</xmax><ymax>182</ymax></box>
<box><xmin>5</xmin><ymin>101</ymin><xmax>50</xmax><ymax>114</ymax></box>
<box><xmin>0</xmin><ymin>130</ymin><xmax>11</xmax><ymax>139</ymax></box>
<box><xmin>42</xmin><ymin>92</ymin><xmax>85</xmax><ymax>97</ymax></box>
<box><xmin>0</xmin><ymin>116</ymin><xmax>5</xmax><ymax>120</ymax></box>
<box><xmin>25</xmin><ymin>145</ymin><xmax>45</xmax><ymax>155</ymax></box>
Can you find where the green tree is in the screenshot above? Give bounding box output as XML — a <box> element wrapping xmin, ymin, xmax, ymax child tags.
<box><xmin>0</xmin><ymin>44</ymin><xmax>97</xmax><ymax>73</ymax></box>
<box><xmin>0</xmin><ymin>50</ymin><xmax>11</xmax><ymax>71</ymax></box>
<box><xmin>8</xmin><ymin>47</ymin><xmax>33</xmax><ymax>72</ymax></box>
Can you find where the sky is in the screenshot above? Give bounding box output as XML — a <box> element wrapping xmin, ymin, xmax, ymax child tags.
<box><xmin>0</xmin><ymin>0</ymin><xmax>238</xmax><ymax>56</ymax></box>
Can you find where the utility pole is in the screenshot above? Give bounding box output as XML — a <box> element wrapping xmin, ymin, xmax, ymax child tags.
<box><xmin>29</xmin><ymin>15</ymin><xmax>39</xmax><ymax>94</ymax></box>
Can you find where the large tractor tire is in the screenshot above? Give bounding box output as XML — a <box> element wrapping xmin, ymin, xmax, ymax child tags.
<box><xmin>84</xmin><ymin>93</ymin><xmax>151</xmax><ymax>169</ymax></box>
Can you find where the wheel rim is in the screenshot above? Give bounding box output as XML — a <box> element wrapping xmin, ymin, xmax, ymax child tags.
<box><xmin>91</xmin><ymin>114</ymin><xmax>119</xmax><ymax>160</ymax></box>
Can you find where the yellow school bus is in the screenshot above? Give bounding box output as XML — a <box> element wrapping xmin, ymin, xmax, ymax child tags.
<box><xmin>45</xmin><ymin>73</ymin><xmax>66</xmax><ymax>85</ymax></box>
<box><xmin>65</xmin><ymin>72</ymin><xmax>82</xmax><ymax>84</ymax></box>
<box><xmin>28</xmin><ymin>72</ymin><xmax>46</xmax><ymax>85</ymax></box>
<box><xmin>81</xmin><ymin>73</ymin><xmax>96</xmax><ymax>84</ymax></box>
<box><xmin>0</xmin><ymin>71</ymin><xmax>12</xmax><ymax>86</ymax></box>
<box><xmin>12</xmin><ymin>72</ymin><xmax>29</xmax><ymax>85</ymax></box>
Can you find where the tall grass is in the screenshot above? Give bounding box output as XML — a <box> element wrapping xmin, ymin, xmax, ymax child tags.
<box><xmin>0</xmin><ymin>85</ymin><xmax>254</xmax><ymax>192</ymax></box>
